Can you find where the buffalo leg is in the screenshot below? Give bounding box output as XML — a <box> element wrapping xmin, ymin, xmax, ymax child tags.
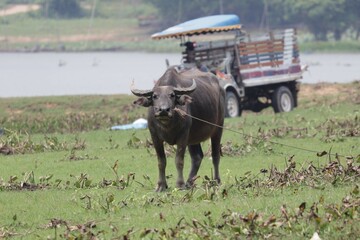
<box><xmin>211</xmin><ymin>129</ymin><xmax>223</xmax><ymax>183</ymax></box>
<box><xmin>186</xmin><ymin>144</ymin><xmax>204</xmax><ymax>186</ymax></box>
<box><xmin>175</xmin><ymin>144</ymin><xmax>187</xmax><ymax>189</ymax></box>
<box><xmin>153</xmin><ymin>140</ymin><xmax>168</xmax><ymax>192</ymax></box>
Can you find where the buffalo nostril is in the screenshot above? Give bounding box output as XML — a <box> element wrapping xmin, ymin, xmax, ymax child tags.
<box><xmin>160</xmin><ymin>107</ymin><xmax>170</xmax><ymax>112</ymax></box>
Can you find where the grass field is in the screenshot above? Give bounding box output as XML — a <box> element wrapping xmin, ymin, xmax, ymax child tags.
<box><xmin>0</xmin><ymin>82</ymin><xmax>359</xmax><ymax>239</ymax></box>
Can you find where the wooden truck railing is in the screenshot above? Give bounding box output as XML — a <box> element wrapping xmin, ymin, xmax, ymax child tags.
<box><xmin>181</xmin><ymin>29</ymin><xmax>301</xmax><ymax>86</ymax></box>
<box><xmin>237</xmin><ymin>29</ymin><xmax>302</xmax><ymax>87</ymax></box>
<box><xmin>237</xmin><ymin>29</ymin><xmax>300</xmax><ymax>69</ymax></box>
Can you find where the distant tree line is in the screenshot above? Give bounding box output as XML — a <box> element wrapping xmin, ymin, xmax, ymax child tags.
<box><xmin>148</xmin><ymin>0</ymin><xmax>360</xmax><ymax>41</ymax></box>
<box><xmin>41</xmin><ymin>0</ymin><xmax>83</xmax><ymax>19</ymax></box>
<box><xmin>5</xmin><ymin>0</ymin><xmax>358</xmax><ymax>40</ymax></box>
<box><xmin>4</xmin><ymin>0</ymin><xmax>82</xmax><ymax>18</ymax></box>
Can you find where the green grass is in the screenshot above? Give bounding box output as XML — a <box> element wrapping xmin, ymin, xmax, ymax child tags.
<box><xmin>0</xmin><ymin>94</ymin><xmax>146</xmax><ymax>133</ymax></box>
<box><xmin>0</xmin><ymin>83</ymin><xmax>359</xmax><ymax>239</ymax></box>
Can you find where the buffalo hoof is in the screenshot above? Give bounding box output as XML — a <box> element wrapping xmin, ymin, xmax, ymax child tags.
<box><xmin>155</xmin><ymin>183</ymin><xmax>168</xmax><ymax>192</ymax></box>
<box><xmin>185</xmin><ymin>175</ymin><xmax>200</xmax><ymax>188</ymax></box>
<box><xmin>215</xmin><ymin>177</ymin><xmax>221</xmax><ymax>184</ymax></box>
<box><xmin>185</xmin><ymin>181</ymin><xmax>194</xmax><ymax>189</ymax></box>
<box><xmin>176</xmin><ymin>180</ymin><xmax>186</xmax><ymax>190</ymax></box>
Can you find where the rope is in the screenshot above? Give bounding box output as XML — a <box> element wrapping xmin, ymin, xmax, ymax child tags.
<box><xmin>174</xmin><ymin>108</ymin><xmax>347</xmax><ymax>158</ymax></box>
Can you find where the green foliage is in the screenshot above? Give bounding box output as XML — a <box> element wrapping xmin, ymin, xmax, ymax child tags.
<box><xmin>148</xmin><ymin>0</ymin><xmax>360</xmax><ymax>42</ymax></box>
<box><xmin>148</xmin><ymin>0</ymin><xmax>264</xmax><ymax>28</ymax></box>
<box><xmin>277</xmin><ymin>0</ymin><xmax>351</xmax><ymax>41</ymax></box>
<box><xmin>41</xmin><ymin>0</ymin><xmax>83</xmax><ymax>18</ymax></box>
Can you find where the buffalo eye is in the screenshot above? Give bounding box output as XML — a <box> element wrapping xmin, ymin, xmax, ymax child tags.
<box><xmin>169</xmin><ymin>92</ymin><xmax>175</xmax><ymax>98</ymax></box>
<box><xmin>152</xmin><ymin>94</ymin><xmax>158</xmax><ymax>100</ymax></box>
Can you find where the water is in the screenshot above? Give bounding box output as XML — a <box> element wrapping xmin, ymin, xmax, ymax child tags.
<box><xmin>1</xmin><ymin>52</ymin><xmax>359</xmax><ymax>98</ymax></box>
<box><xmin>301</xmin><ymin>53</ymin><xmax>360</xmax><ymax>84</ymax></box>
<box><xmin>0</xmin><ymin>52</ymin><xmax>182</xmax><ymax>98</ymax></box>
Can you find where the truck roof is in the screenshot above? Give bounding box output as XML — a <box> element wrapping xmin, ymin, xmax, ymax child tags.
<box><xmin>151</xmin><ymin>14</ymin><xmax>242</xmax><ymax>40</ymax></box>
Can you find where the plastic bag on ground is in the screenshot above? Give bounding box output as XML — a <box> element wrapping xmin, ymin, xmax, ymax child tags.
<box><xmin>111</xmin><ymin>118</ymin><xmax>148</xmax><ymax>130</ymax></box>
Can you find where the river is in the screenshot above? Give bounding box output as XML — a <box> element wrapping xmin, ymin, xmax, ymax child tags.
<box><xmin>1</xmin><ymin>52</ymin><xmax>359</xmax><ymax>98</ymax></box>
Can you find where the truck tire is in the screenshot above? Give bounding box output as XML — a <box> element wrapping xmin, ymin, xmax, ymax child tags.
<box><xmin>225</xmin><ymin>91</ymin><xmax>240</xmax><ymax>118</ymax></box>
<box><xmin>272</xmin><ymin>86</ymin><xmax>294</xmax><ymax>113</ymax></box>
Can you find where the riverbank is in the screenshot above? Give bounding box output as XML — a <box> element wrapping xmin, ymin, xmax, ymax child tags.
<box><xmin>1</xmin><ymin>36</ymin><xmax>360</xmax><ymax>54</ymax></box>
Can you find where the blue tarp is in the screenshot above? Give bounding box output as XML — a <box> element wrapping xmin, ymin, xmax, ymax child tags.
<box><xmin>151</xmin><ymin>14</ymin><xmax>241</xmax><ymax>39</ymax></box>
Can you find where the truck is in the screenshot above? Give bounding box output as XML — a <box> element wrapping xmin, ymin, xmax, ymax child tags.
<box><xmin>151</xmin><ymin>14</ymin><xmax>305</xmax><ymax>117</ymax></box>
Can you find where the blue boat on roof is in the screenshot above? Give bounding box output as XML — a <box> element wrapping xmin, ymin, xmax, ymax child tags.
<box><xmin>151</xmin><ymin>14</ymin><xmax>241</xmax><ymax>39</ymax></box>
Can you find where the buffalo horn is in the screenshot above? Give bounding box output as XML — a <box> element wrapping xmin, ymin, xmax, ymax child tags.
<box><xmin>130</xmin><ymin>87</ymin><xmax>153</xmax><ymax>97</ymax></box>
<box><xmin>174</xmin><ymin>79</ymin><xmax>197</xmax><ymax>95</ymax></box>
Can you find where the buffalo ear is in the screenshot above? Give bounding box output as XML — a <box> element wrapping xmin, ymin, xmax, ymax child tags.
<box><xmin>133</xmin><ymin>97</ymin><xmax>152</xmax><ymax>107</ymax></box>
<box><xmin>176</xmin><ymin>95</ymin><xmax>192</xmax><ymax>106</ymax></box>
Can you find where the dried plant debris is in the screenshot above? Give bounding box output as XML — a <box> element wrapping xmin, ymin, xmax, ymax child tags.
<box><xmin>232</xmin><ymin>156</ymin><xmax>360</xmax><ymax>191</ymax></box>
<box><xmin>0</xmin><ymin>171</ymin><xmax>51</xmax><ymax>191</ymax></box>
<box><xmin>220</xmin><ymin>116</ymin><xmax>358</xmax><ymax>157</ymax></box>
<box><xmin>0</xmin><ymin>227</ymin><xmax>20</xmax><ymax>238</ymax></box>
<box><xmin>0</xmin><ymin>112</ymin><xmax>131</xmax><ymax>134</ymax></box>
<box><xmin>320</xmin><ymin>116</ymin><xmax>360</xmax><ymax>142</ymax></box>
<box><xmin>7</xmin><ymin>189</ymin><xmax>354</xmax><ymax>239</ymax></box>
<box><xmin>126</xmin><ymin>132</ymin><xmax>151</xmax><ymax>149</ymax></box>
<box><xmin>221</xmin><ymin>137</ymin><xmax>272</xmax><ymax>156</ymax></box>
<box><xmin>0</xmin><ymin>161</ymin><xmax>136</xmax><ymax>191</ymax></box>
<box><xmin>42</xmin><ymin>218</ymin><xmax>101</xmax><ymax>239</ymax></box>
<box><xmin>64</xmin><ymin>149</ymin><xmax>98</xmax><ymax>161</ymax></box>
<box><xmin>1</xmin><ymin>154</ymin><xmax>358</xmax><ymax>193</ymax></box>
<box><xmin>234</xmin><ymin>115</ymin><xmax>359</xmax><ymax>142</ymax></box>
<box><xmin>2</xmin><ymin>157</ymin><xmax>358</xmax><ymax>238</ymax></box>
<box><xmin>0</xmin><ymin>129</ymin><xmax>85</xmax><ymax>155</ymax></box>
<box><xmin>140</xmin><ymin>191</ymin><xmax>359</xmax><ymax>239</ymax></box>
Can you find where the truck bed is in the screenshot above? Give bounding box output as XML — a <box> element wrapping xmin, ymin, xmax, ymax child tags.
<box><xmin>182</xmin><ymin>28</ymin><xmax>302</xmax><ymax>87</ymax></box>
<box><xmin>238</xmin><ymin>29</ymin><xmax>302</xmax><ymax>87</ymax></box>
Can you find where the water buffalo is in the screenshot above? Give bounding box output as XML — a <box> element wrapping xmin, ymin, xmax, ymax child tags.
<box><xmin>131</xmin><ymin>66</ymin><xmax>225</xmax><ymax>192</ymax></box>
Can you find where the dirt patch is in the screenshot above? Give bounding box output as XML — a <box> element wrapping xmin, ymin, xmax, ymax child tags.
<box><xmin>0</xmin><ymin>32</ymin><xmax>142</xmax><ymax>44</ymax></box>
<box><xmin>299</xmin><ymin>82</ymin><xmax>360</xmax><ymax>106</ymax></box>
<box><xmin>1</xmin><ymin>33</ymin><xmax>120</xmax><ymax>43</ymax></box>
<box><xmin>45</xmin><ymin>103</ymin><xmax>58</xmax><ymax>109</ymax></box>
<box><xmin>0</xmin><ymin>4</ymin><xmax>40</xmax><ymax>17</ymax></box>
<box><xmin>299</xmin><ymin>83</ymin><xmax>343</xmax><ymax>98</ymax></box>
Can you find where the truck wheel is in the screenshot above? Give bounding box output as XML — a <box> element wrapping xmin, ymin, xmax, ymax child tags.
<box><xmin>272</xmin><ymin>86</ymin><xmax>294</xmax><ymax>113</ymax></box>
<box><xmin>225</xmin><ymin>92</ymin><xmax>240</xmax><ymax>118</ymax></box>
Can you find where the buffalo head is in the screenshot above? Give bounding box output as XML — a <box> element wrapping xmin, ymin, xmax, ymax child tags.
<box><xmin>131</xmin><ymin>79</ymin><xmax>196</xmax><ymax>121</ymax></box>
